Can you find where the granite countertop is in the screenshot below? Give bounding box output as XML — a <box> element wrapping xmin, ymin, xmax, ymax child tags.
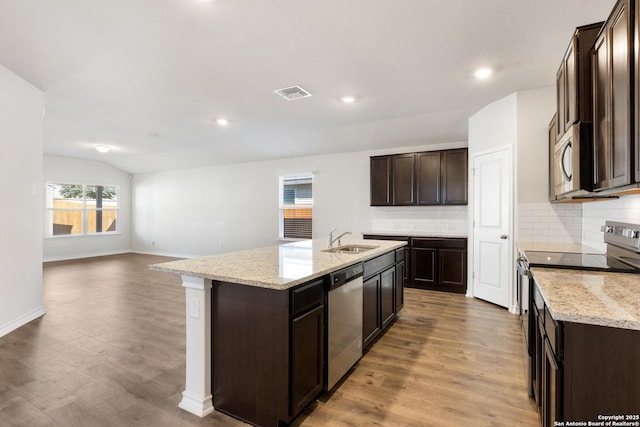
<box><xmin>531</xmin><ymin>267</ymin><xmax>640</xmax><ymax>331</ymax></box>
<box><xmin>149</xmin><ymin>238</ymin><xmax>407</xmax><ymax>290</ymax></box>
<box><xmin>517</xmin><ymin>241</ymin><xmax>640</xmax><ymax>331</ymax></box>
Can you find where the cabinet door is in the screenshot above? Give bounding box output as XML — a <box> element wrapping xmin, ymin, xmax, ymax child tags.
<box><xmin>542</xmin><ymin>338</ymin><xmax>562</xmax><ymax>427</ymax></box>
<box><xmin>370</xmin><ymin>156</ymin><xmax>392</xmax><ymax>206</ymax></box>
<box><xmin>548</xmin><ymin>114</ymin><xmax>557</xmax><ymax>201</ymax></box>
<box><xmin>556</xmin><ymin>64</ymin><xmax>567</xmax><ymax>138</ymax></box>
<box><xmin>380</xmin><ymin>267</ymin><xmax>395</xmax><ymax>329</ymax></box>
<box><xmin>363</xmin><ymin>275</ymin><xmax>381</xmax><ymax>348</ymax></box>
<box><xmin>416</xmin><ymin>151</ymin><xmax>441</xmax><ymax>205</ymax></box>
<box><xmin>441</xmin><ymin>149</ymin><xmax>468</xmax><ymax>205</ymax></box>
<box><xmin>593</xmin><ymin>1</ymin><xmax>632</xmax><ymax>190</ymax></box>
<box><xmin>565</xmin><ymin>41</ymin><xmax>576</xmax><ymax>131</ymax></box>
<box><xmin>411</xmin><ymin>247</ymin><xmax>437</xmax><ymax>285</ymax></box>
<box><xmin>608</xmin><ymin>0</ymin><xmax>632</xmax><ymax>188</ymax></box>
<box><xmin>291</xmin><ymin>305</ymin><xmax>324</xmax><ymax>417</ymax></box>
<box><xmin>439</xmin><ymin>249</ymin><xmax>467</xmax><ymax>287</ymax></box>
<box><xmin>593</xmin><ymin>33</ymin><xmax>609</xmax><ymax>189</ymax></box>
<box><xmin>392</xmin><ymin>154</ymin><xmax>416</xmax><ymax>205</ymax></box>
<box><xmin>395</xmin><ymin>261</ymin><xmax>404</xmax><ymax>312</ymax></box>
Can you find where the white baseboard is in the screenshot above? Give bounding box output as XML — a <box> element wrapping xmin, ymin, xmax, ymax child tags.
<box><xmin>43</xmin><ymin>250</ymin><xmax>132</xmax><ymax>263</ymax></box>
<box><xmin>0</xmin><ymin>305</ymin><xmax>46</xmax><ymax>338</ymax></box>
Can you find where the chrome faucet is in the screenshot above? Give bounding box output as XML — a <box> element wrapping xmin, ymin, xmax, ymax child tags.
<box><xmin>328</xmin><ymin>229</ymin><xmax>352</xmax><ymax>247</ymax></box>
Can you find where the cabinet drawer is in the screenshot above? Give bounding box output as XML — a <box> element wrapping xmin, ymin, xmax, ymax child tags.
<box><xmin>544</xmin><ymin>308</ymin><xmax>562</xmax><ymax>359</ymax></box>
<box><xmin>291</xmin><ymin>279</ymin><xmax>324</xmax><ymax>318</ymax></box>
<box><xmin>395</xmin><ymin>248</ymin><xmax>405</xmax><ymax>262</ymax></box>
<box><xmin>411</xmin><ymin>237</ymin><xmax>466</xmax><ymax>250</ymax></box>
<box><xmin>364</xmin><ymin>252</ymin><xmax>395</xmax><ymax>278</ymax></box>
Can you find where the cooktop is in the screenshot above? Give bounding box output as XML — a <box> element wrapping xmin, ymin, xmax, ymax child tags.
<box><xmin>525</xmin><ymin>251</ymin><xmax>640</xmax><ymax>273</ymax></box>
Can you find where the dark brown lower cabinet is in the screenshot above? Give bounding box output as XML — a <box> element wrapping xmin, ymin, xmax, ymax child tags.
<box><xmin>212</xmin><ymin>278</ymin><xmax>324</xmax><ymax>427</ymax></box>
<box><xmin>291</xmin><ymin>305</ymin><xmax>324</xmax><ymax>416</ymax></box>
<box><xmin>363</xmin><ymin>234</ymin><xmax>467</xmax><ymax>294</ymax></box>
<box><xmin>380</xmin><ymin>267</ymin><xmax>395</xmax><ymax>329</ymax></box>
<box><xmin>531</xmin><ymin>281</ymin><xmax>640</xmax><ymax>426</ymax></box>
<box><xmin>362</xmin><ymin>274</ymin><xmax>381</xmax><ymax>348</ymax></box>
<box><xmin>411</xmin><ymin>238</ymin><xmax>467</xmax><ymax>294</ymax></box>
<box><xmin>362</xmin><ymin>250</ymin><xmax>405</xmax><ymax>350</ymax></box>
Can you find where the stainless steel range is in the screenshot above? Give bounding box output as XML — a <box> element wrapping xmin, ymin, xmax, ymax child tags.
<box><xmin>516</xmin><ymin>220</ymin><xmax>640</xmax><ymax>399</ymax></box>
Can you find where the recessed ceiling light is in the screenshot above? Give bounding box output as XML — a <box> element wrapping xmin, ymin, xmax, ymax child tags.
<box><xmin>474</xmin><ymin>67</ymin><xmax>493</xmax><ymax>80</ymax></box>
<box><xmin>216</xmin><ymin>118</ymin><xmax>229</xmax><ymax>126</ymax></box>
<box><xmin>341</xmin><ymin>96</ymin><xmax>356</xmax><ymax>103</ymax></box>
<box><xmin>95</xmin><ymin>145</ymin><xmax>110</xmax><ymax>153</ymax></box>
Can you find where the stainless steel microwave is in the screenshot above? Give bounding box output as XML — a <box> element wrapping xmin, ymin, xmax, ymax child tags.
<box><xmin>553</xmin><ymin>123</ymin><xmax>592</xmax><ymax>198</ymax></box>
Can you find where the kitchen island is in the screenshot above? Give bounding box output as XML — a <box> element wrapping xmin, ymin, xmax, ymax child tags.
<box><xmin>150</xmin><ymin>238</ymin><xmax>406</xmax><ymax>426</ymax></box>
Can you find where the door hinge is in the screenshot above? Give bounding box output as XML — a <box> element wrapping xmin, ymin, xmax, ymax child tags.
<box><xmin>472</xmin><ymin>271</ymin><xmax>475</xmax><ymax>279</ymax></box>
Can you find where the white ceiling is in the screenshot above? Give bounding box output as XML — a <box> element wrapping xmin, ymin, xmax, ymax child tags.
<box><xmin>0</xmin><ymin>0</ymin><xmax>616</xmax><ymax>174</ymax></box>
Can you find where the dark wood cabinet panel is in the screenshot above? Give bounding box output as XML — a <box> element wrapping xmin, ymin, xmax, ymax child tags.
<box><xmin>530</xmin><ymin>280</ymin><xmax>640</xmax><ymax>425</ymax></box>
<box><xmin>380</xmin><ymin>267</ymin><xmax>395</xmax><ymax>330</ymax></box>
<box><xmin>593</xmin><ymin>1</ymin><xmax>632</xmax><ymax>191</ymax></box>
<box><xmin>636</xmin><ymin>0</ymin><xmax>640</xmax><ymax>183</ymax></box>
<box><xmin>410</xmin><ymin>237</ymin><xmax>467</xmax><ymax>293</ymax></box>
<box><xmin>441</xmin><ymin>149</ymin><xmax>468</xmax><ymax>205</ymax></box>
<box><xmin>416</xmin><ymin>151</ymin><xmax>440</xmax><ymax>205</ymax></box>
<box><xmin>370</xmin><ymin>156</ymin><xmax>392</xmax><ymax>206</ymax></box>
<box><xmin>556</xmin><ymin>23</ymin><xmax>601</xmax><ymax>137</ymax></box>
<box><xmin>392</xmin><ymin>154</ymin><xmax>416</xmax><ymax>205</ymax></box>
<box><xmin>291</xmin><ymin>305</ymin><xmax>324</xmax><ymax>417</ymax></box>
<box><xmin>439</xmin><ymin>249</ymin><xmax>466</xmax><ymax>287</ymax></box>
<box><xmin>362</xmin><ymin>275</ymin><xmax>381</xmax><ymax>349</ymax></box>
<box><xmin>548</xmin><ymin>114</ymin><xmax>558</xmax><ymax>201</ymax></box>
<box><xmin>395</xmin><ymin>260</ymin><xmax>405</xmax><ymax>312</ymax></box>
<box><xmin>411</xmin><ymin>247</ymin><xmax>437</xmax><ymax>285</ymax></box>
<box><xmin>371</xmin><ymin>149</ymin><xmax>467</xmax><ymax>206</ymax></box>
<box><xmin>556</xmin><ymin>62</ymin><xmax>567</xmax><ymax>139</ymax></box>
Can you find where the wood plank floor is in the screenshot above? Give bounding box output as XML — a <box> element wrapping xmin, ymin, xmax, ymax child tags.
<box><xmin>0</xmin><ymin>253</ymin><xmax>538</xmax><ymax>426</ymax></box>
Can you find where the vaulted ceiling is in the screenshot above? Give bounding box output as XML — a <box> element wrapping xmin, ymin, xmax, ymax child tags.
<box><xmin>0</xmin><ymin>0</ymin><xmax>616</xmax><ymax>173</ymax></box>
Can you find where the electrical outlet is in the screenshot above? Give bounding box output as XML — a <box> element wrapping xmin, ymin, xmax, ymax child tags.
<box><xmin>189</xmin><ymin>297</ymin><xmax>200</xmax><ymax>319</ymax></box>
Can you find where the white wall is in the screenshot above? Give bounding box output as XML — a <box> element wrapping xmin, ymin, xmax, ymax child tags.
<box><xmin>43</xmin><ymin>155</ymin><xmax>132</xmax><ymax>261</ymax></box>
<box><xmin>0</xmin><ymin>65</ymin><xmax>45</xmax><ymax>337</ymax></box>
<box><xmin>582</xmin><ymin>195</ymin><xmax>640</xmax><ymax>251</ymax></box>
<box><xmin>468</xmin><ymin>93</ymin><xmax>517</xmax><ymax>157</ymax></box>
<box><xmin>132</xmin><ymin>142</ymin><xmax>468</xmax><ymax>258</ymax></box>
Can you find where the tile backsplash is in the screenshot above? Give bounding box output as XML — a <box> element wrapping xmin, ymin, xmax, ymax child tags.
<box><xmin>370</xmin><ymin>206</ymin><xmax>468</xmax><ymax>235</ymax></box>
<box><xmin>582</xmin><ymin>194</ymin><xmax>640</xmax><ymax>251</ymax></box>
<box><xmin>518</xmin><ymin>202</ymin><xmax>582</xmax><ymax>243</ymax></box>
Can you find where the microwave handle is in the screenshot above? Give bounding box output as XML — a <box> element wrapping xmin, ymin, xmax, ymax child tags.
<box><xmin>561</xmin><ymin>141</ymin><xmax>572</xmax><ymax>181</ymax></box>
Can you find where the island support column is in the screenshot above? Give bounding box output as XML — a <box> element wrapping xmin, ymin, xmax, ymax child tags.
<box><xmin>178</xmin><ymin>275</ymin><xmax>214</xmax><ymax>417</ymax></box>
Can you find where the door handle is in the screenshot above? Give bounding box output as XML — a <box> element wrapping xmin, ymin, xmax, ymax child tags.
<box><xmin>500</xmin><ymin>235</ymin><xmax>508</xmax><ymax>240</ymax></box>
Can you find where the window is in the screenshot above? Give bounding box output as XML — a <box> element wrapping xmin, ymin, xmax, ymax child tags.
<box><xmin>279</xmin><ymin>174</ymin><xmax>312</xmax><ymax>239</ymax></box>
<box><xmin>46</xmin><ymin>184</ymin><xmax>119</xmax><ymax>236</ymax></box>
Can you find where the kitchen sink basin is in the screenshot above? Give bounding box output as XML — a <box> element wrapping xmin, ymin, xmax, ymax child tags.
<box><xmin>323</xmin><ymin>244</ymin><xmax>379</xmax><ymax>254</ymax></box>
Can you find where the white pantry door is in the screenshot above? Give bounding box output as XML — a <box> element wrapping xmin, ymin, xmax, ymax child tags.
<box><xmin>472</xmin><ymin>147</ymin><xmax>512</xmax><ymax>308</ymax></box>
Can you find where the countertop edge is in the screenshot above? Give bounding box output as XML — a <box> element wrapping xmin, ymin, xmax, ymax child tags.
<box><xmin>149</xmin><ymin>239</ymin><xmax>407</xmax><ymax>291</ymax></box>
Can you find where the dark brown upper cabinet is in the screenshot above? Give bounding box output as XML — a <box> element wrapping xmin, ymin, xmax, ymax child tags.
<box><xmin>371</xmin><ymin>148</ymin><xmax>467</xmax><ymax>206</ymax></box>
<box><xmin>556</xmin><ymin>23</ymin><xmax>602</xmax><ymax>138</ymax></box>
<box><xmin>440</xmin><ymin>149</ymin><xmax>468</xmax><ymax>205</ymax></box>
<box><xmin>548</xmin><ymin>114</ymin><xmax>558</xmax><ymax>201</ymax></box>
<box><xmin>392</xmin><ymin>153</ymin><xmax>416</xmax><ymax>205</ymax></box>
<box><xmin>370</xmin><ymin>155</ymin><xmax>392</xmax><ymax>205</ymax></box>
<box><xmin>416</xmin><ymin>151</ymin><xmax>440</xmax><ymax>204</ymax></box>
<box><xmin>593</xmin><ymin>0</ymin><xmax>632</xmax><ymax>191</ymax></box>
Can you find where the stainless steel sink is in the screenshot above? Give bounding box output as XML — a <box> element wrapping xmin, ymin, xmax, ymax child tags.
<box><xmin>323</xmin><ymin>244</ymin><xmax>379</xmax><ymax>254</ymax></box>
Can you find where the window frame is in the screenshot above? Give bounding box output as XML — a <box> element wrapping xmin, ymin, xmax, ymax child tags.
<box><xmin>279</xmin><ymin>174</ymin><xmax>313</xmax><ymax>241</ymax></box>
<box><xmin>45</xmin><ymin>183</ymin><xmax>120</xmax><ymax>238</ymax></box>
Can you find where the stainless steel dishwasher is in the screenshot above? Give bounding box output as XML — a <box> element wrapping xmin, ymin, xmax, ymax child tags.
<box><xmin>325</xmin><ymin>263</ymin><xmax>363</xmax><ymax>390</ymax></box>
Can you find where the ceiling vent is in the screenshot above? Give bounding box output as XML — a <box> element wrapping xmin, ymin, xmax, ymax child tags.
<box><xmin>274</xmin><ymin>85</ymin><xmax>312</xmax><ymax>101</ymax></box>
